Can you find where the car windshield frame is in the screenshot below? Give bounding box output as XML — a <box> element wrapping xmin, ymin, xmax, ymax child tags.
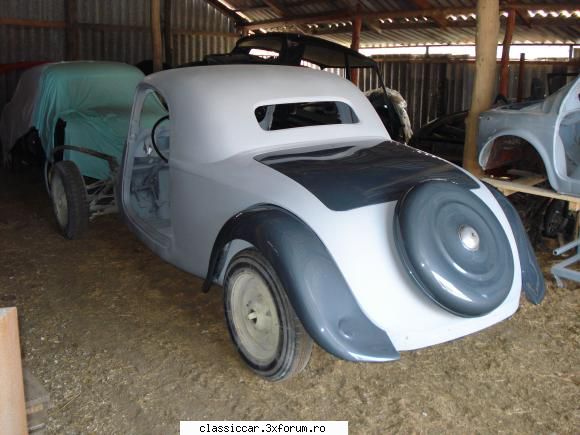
<box><xmin>234</xmin><ymin>33</ymin><xmax>378</xmax><ymax>70</ymax></box>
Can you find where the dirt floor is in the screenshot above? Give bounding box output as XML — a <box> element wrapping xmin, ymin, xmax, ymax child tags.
<box><xmin>0</xmin><ymin>169</ymin><xmax>578</xmax><ymax>435</ymax></box>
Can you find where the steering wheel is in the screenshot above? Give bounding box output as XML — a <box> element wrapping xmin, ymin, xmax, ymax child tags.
<box><xmin>151</xmin><ymin>115</ymin><xmax>170</xmax><ymax>163</ymax></box>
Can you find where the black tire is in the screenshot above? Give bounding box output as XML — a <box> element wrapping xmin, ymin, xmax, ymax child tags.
<box><xmin>50</xmin><ymin>160</ymin><xmax>89</xmax><ymax>239</ymax></box>
<box><xmin>224</xmin><ymin>249</ymin><xmax>313</xmax><ymax>382</ymax></box>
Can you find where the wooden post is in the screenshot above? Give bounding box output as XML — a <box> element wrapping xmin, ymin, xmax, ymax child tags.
<box><xmin>0</xmin><ymin>308</ymin><xmax>28</xmax><ymax>435</ymax></box>
<box><xmin>499</xmin><ymin>8</ymin><xmax>516</xmax><ymax>98</ymax></box>
<box><xmin>64</xmin><ymin>0</ymin><xmax>79</xmax><ymax>60</ymax></box>
<box><xmin>517</xmin><ymin>52</ymin><xmax>525</xmax><ymax>102</ymax></box>
<box><xmin>151</xmin><ymin>0</ymin><xmax>163</xmax><ymax>73</ymax></box>
<box><xmin>462</xmin><ymin>0</ymin><xmax>500</xmax><ymax>175</ymax></box>
<box><xmin>350</xmin><ymin>15</ymin><xmax>362</xmax><ymax>86</ymax></box>
<box><xmin>163</xmin><ymin>0</ymin><xmax>173</xmax><ymax>67</ymax></box>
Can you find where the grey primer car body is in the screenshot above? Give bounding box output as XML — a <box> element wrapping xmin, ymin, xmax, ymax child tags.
<box><xmin>120</xmin><ymin>65</ymin><xmax>543</xmax><ymax>364</ymax></box>
<box><xmin>478</xmin><ymin>75</ymin><xmax>580</xmax><ymax>196</ymax></box>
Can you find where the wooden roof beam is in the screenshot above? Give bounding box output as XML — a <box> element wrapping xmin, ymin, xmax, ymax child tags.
<box><xmin>356</xmin><ymin>0</ymin><xmax>385</xmax><ymax>34</ymax></box>
<box><xmin>362</xmin><ymin>20</ymin><xmax>385</xmax><ymax>35</ymax></box>
<box><xmin>411</xmin><ymin>0</ymin><xmax>447</xmax><ymax>27</ymax></box>
<box><xmin>515</xmin><ymin>9</ymin><xmax>532</xmax><ymax>28</ymax></box>
<box><xmin>312</xmin><ymin>15</ymin><xmax>577</xmax><ymax>36</ymax></box>
<box><xmin>205</xmin><ymin>0</ymin><xmax>247</xmax><ymax>27</ymax></box>
<box><xmin>504</xmin><ymin>0</ymin><xmax>532</xmax><ymax>28</ymax></box>
<box><xmin>242</xmin><ymin>3</ymin><xmax>579</xmax><ymax>31</ymax></box>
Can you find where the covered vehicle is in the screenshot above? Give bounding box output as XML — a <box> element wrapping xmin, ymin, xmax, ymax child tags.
<box><xmin>119</xmin><ymin>65</ymin><xmax>544</xmax><ymax>381</ymax></box>
<box><xmin>0</xmin><ymin>61</ymin><xmax>165</xmax><ymax>238</ymax></box>
<box><xmin>179</xmin><ymin>32</ymin><xmax>412</xmax><ymax>143</ymax></box>
<box><xmin>478</xmin><ymin>75</ymin><xmax>580</xmax><ymax>196</ymax></box>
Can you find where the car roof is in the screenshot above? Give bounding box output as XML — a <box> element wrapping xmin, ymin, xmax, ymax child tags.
<box><xmin>143</xmin><ymin>65</ymin><xmax>387</xmax><ymax>162</ymax></box>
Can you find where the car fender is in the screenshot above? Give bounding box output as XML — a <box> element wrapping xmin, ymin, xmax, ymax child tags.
<box><xmin>203</xmin><ymin>204</ymin><xmax>400</xmax><ymax>362</ymax></box>
<box><xmin>483</xmin><ymin>183</ymin><xmax>545</xmax><ymax>304</ymax></box>
<box><xmin>478</xmin><ymin>126</ymin><xmax>562</xmax><ymax>190</ymax></box>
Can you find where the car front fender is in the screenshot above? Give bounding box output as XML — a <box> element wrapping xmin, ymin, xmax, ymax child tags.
<box><xmin>203</xmin><ymin>204</ymin><xmax>400</xmax><ymax>362</ymax></box>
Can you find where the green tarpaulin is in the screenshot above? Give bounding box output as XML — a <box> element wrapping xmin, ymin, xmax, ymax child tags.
<box><xmin>33</xmin><ymin>62</ymin><xmax>165</xmax><ymax>180</ymax></box>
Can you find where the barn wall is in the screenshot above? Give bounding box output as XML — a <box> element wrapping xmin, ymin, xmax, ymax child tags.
<box><xmin>0</xmin><ymin>0</ymin><xmax>238</xmax><ymax>111</ymax></box>
<box><xmin>361</xmin><ymin>57</ymin><xmax>578</xmax><ymax>132</ymax></box>
<box><xmin>1</xmin><ymin>2</ymin><xmax>577</xmax><ymax>133</ymax></box>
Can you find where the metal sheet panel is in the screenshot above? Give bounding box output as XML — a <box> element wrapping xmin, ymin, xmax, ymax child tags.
<box><xmin>371</xmin><ymin>58</ymin><xmax>576</xmax><ymax>131</ymax></box>
<box><xmin>0</xmin><ymin>0</ymin><xmax>237</xmax><ymax>112</ymax></box>
<box><xmin>305</xmin><ymin>55</ymin><xmax>575</xmax><ymax>133</ymax></box>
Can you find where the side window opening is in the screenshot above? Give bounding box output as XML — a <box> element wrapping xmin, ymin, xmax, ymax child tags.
<box><xmin>128</xmin><ymin>90</ymin><xmax>171</xmax><ymax>230</ymax></box>
<box><xmin>255</xmin><ymin>101</ymin><xmax>359</xmax><ymax>131</ymax></box>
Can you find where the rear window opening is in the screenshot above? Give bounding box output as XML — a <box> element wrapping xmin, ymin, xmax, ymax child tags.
<box><xmin>255</xmin><ymin>101</ymin><xmax>359</xmax><ymax>131</ymax></box>
<box><xmin>248</xmin><ymin>48</ymin><xmax>279</xmax><ymax>60</ymax></box>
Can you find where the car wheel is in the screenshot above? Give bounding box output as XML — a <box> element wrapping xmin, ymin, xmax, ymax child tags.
<box><xmin>224</xmin><ymin>249</ymin><xmax>313</xmax><ymax>381</ymax></box>
<box><xmin>50</xmin><ymin>161</ymin><xmax>89</xmax><ymax>239</ymax></box>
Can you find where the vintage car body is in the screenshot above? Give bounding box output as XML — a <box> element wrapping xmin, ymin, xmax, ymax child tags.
<box><xmin>0</xmin><ymin>61</ymin><xmax>165</xmax><ymax>238</ymax></box>
<box><xmin>478</xmin><ymin>75</ymin><xmax>580</xmax><ymax>196</ymax></box>
<box><xmin>120</xmin><ymin>65</ymin><xmax>543</xmax><ymax>380</ymax></box>
<box><xmin>0</xmin><ymin>61</ymin><xmax>162</xmax><ymax>178</ymax></box>
<box><xmin>179</xmin><ymin>32</ymin><xmax>412</xmax><ymax>143</ymax></box>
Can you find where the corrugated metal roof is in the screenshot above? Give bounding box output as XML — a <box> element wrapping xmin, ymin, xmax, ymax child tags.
<box><xmin>231</xmin><ymin>0</ymin><xmax>580</xmax><ymax>46</ymax></box>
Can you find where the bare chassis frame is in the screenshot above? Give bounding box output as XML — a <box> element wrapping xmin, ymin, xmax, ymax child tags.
<box><xmin>45</xmin><ymin>145</ymin><xmax>119</xmax><ymax>219</ymax></box>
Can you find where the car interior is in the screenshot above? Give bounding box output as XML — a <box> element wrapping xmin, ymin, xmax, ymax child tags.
<box><xmin>128</xmin><ymin>113</ymin><xmax>171</xmax><ymax>235</ymax></box>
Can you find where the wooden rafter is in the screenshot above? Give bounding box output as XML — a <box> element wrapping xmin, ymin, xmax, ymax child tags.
<box><xmin>515</xmin><ymin>8</ymin><xmax>532</xmax><ymax>28</ymax></box>
<box><xmin>205</xmin><ymin>0</ymin><xmax>247</xmax><ymax>27</ymax></box>
<box><xmin>0</xmin><ymin>17</ymin><xmax>66</xmax><ymax>28</ymax></box>
<box><xmin>411</xmin><ymin>0</ymin><xmax>447</xmax><ymax>27</ymax></box>
<box><xmin>0</xmin><ymin>17</ymin><xmax>240</xmax><ymax>38</ymax></box>
<box><xmin>311</xmin><ymin>15</ymin><xmax>577</xmax><ymax>36</ymax></box>
<box><xmin>242</xmin><ymin>3</ymin><xmax>579</xmax><ymax>31</ymax></box>
<box><xmin>1</xmin><ymin>15</ymin><xmax>572</xmax><ymax>38</ymax></box>
<box><xmin>505</xmin><ymin>0</ymin><xmax>532</xmax><ymax>28</ymax></box>
<box><xmin>357</xmin><ymin>0</ymin><xmax>386</xmax><ymax>34</ymax></box>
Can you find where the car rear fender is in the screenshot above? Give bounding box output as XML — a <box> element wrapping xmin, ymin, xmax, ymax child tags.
<box><xmin>484</xmin><ymin>184</ymin><xmax>545</xmax><ymax>304</ymax></box>
<box><xmin>203</xmin><ymin>204</ymin><xmax>400</xmax><ymax>362</ymax></box>
<box><xmin>478</xmin><ymin>128</ymin><xmax>561</xmax><ymax>191</ymax></box>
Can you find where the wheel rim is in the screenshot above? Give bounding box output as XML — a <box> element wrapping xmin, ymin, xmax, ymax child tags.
<box><xmin>51</xmin><ymin>173</ymin><xmax>68</xmax><ymax>229</ymax></box>
<box><xmin>229</xmin><ymin>270</ymin><xmax>281</xmax><ymax>365</ymax></box>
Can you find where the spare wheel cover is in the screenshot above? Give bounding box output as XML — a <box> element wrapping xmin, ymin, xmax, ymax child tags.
<box><xmin>394</xmin><ymin>180</ymin><xmax>514</xmax><ymax>317</ymax></box>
